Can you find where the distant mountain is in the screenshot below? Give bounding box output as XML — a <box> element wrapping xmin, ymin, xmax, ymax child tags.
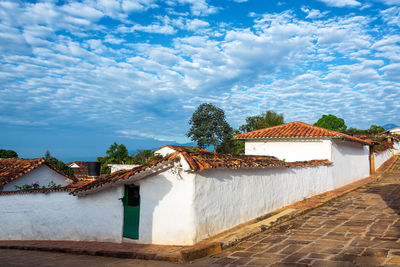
<box><xmin>383</xmin><ymin>124</ymin><xmax>398</xmax><ymax>130</ymax></box>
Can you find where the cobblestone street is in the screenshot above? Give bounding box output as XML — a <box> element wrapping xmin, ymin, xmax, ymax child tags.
<box><xmin>1</xmin><ymin>157</ymin><xmax>400</xmax><ymax>266</ymax></box>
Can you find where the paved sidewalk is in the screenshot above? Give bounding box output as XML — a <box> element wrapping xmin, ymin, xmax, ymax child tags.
<box><xmin>0</xmin><ymin>156</ymin><xmax>396</xmax><ymax>264</ymax></box>
<box><xmin>193</xmin><ymin>156</ymin><xmax>400</xmax><ymax>266</ymax></box>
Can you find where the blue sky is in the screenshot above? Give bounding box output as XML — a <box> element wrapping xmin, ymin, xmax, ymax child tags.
<box><xmin>1</xmin><ymin>0</ymin><xmax>399</xmax><ymax>162</ymax></box>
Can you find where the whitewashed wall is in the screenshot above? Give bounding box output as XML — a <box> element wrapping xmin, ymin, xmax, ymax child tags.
<box><xmin>2</xmin><ymin>165</ymin><xmax>72</xmax><ymax>191</ymax></box>
<box><xmin>394</xmin><ymin>141</ymin><xmax>400</xmax><ymax>154</ymax></box>
<box><xmin>192</xmin><ymin>166</ymin><xmax>332</xmax><ymax>243</ymax></box>
<box><xmin>134</xmin><ymin>168</ymin><xmax>197</xmax><ymax>245</ymax></box>
<box><xmin>375</xmin><ymin>149</ymin><xmax>392</xmax><ymax>170</ymax></box>
<box><xmin>154</xmin><ymin>147</ymin><xmax>176</xmax><ymax>157</ymax></box>
<box><xmin>108</xmin><ymin>164</ymin><xmax>140</xmax><ymax>173</ymax></box>
<box><xmin>330</xmin><ymin>140</ymin><xmax>370</xmax><ymax>188</ymax></box>
<box><xmin>245</xmin><ymin>139</ymin><xmax>332</xmax><ymax>161</ymax></box>
<box><xmin>0</xmin><ymin>186</ymin><xmax>124</xmax><ymax>242</ymax></box>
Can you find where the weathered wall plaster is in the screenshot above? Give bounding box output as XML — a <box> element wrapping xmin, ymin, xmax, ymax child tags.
<box><xmin>108</xmin><ymin>164</ymin><xmax>140</xmax><ymax>173</ymax></box>
<box><xmin>0</xmin><ymin>186</ymin><xmax>124</xmax><ymax>242</ymax></box>
<box><xmin>133</xmin><ymin>168</ymin><xmax>197</xmax><ymax>245</ymax></box>
<box><xmin>330</xmin><ymin>140</ymin><xmax>370</xmax><ymax>188</ymax></box>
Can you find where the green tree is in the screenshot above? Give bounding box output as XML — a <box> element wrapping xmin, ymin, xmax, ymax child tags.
<box><xmin>187</xmin><ymin>103</ymin><xmax>232</xmax><ymax>152</ymax></box>
<box><xmin>132</xmin><ymin>149</ymin><xmax>162</xmax><ymax>165</ymax></box>
<box><xmin>97</xmin><ymin>142</ymin><xmax>129</xmax><ymax>174</ymax></box>
<box><xmin>216</xmin><ymin>130</ymin><xmax>245</xmax><ymax>154</ymax></box>
<box><xmin>0</xmin><ymin>149</ymin><xmax>18</xmax><ymax>158</ymax></box>
<box><xmin>368</xmin><ymin>125</ymin><xmax>385</xmax><ymax>134</ymax></box>
<box><xmin>314</xmin><ymin>114</ymin><xmax>347</xmax><ymax>133</ymax></box>
<box><xmin>239</xmin><ymin>110</ymin><xmax>284</xmax><ymax>133</ymax></box>
<box><xmin>44</xmin><ymin>150</ymin><xmax>74</xmax><ymax>176</ymax></box>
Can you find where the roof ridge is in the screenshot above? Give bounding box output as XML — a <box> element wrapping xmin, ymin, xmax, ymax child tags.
<box><xmin>234</xmin><ymin>121</ymin><xmax>371</xmax><ymax>145</ymax></box>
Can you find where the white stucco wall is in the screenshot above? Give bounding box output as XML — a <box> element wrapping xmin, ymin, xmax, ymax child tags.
<box><xmin>108</xmin><ymin>164</ymin><xmax>140</xmax><ymax>173</ymax></box>
<box><xmin>191</xmin><ymin>166</ymin><xmax>333</xmax><ymax>243</ymax></box>
<box><xmin>0</xmin><ymin>186</ymin><xmax>124</xmax><ymax>242</ymax></box>
<box><xmin>134</xmin><ymin>168</ymin><xmax>197</xmax><ymax>245</ymax></box>
<box><xmin>375</xmin><ymin>149</ymin><xmax>393</xmax><ymax>170</ymax></box>
<box><xmin>245</xmin><ymin>139</ymin><xmax>332</xmax><ymax>161</ymax></box>
<box><xmin>2</xmin><ymin>165</ymin><xmax>72</xmax><ymax>191</ymax></box>
<box><xmin>154</xmin><ymin>147</ymin><xmax>176</xmax><ymax>157</ymax></box>
<box><xmin>330</xmin><ymin>140</ymin><xmax>370</xmax><ymax>188</ymax></box>
<box><xmin>389</xmin><ymin>128</ymin><xmax>400</xmax><ymax>134</ymax></box>
<box><xmin>394</xmin><ymin>141</ymin><xmax>400</xmax><ymax>154</ymax></box>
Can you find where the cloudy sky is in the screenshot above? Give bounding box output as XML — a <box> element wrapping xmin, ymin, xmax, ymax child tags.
<box><xmin>1</xmin><ymin>0</ymin><xmax>399</xmax><ymax>161</ymax></box>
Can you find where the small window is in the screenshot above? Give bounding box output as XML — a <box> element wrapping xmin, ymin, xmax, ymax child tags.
<box><xmin>127</xmin><ymin>186</ymin><xmax>140</xmax><ymax>206</ymax></box>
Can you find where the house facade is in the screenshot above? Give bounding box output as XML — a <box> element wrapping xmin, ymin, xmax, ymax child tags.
<box><xmin>0</xmin><ymin>158</ymin><xmax>76</xmax><ymax>191</ymax></box>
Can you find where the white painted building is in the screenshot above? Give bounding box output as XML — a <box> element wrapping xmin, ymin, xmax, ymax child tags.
<box><xmin>0</xmin><ymin>158</ymin><xmax>76</xmax><ymax>191</ymax></box>
<box><xmin>388</xmin><ymin>127</ymin><xmax>400</xmax><ymax>134</ymax></box>
<box><xmin>1</xmin><ymin>143</ymin><xmax>393</xmax><ymax>245</ymax></box>
<box><xmin>154</xmin><ymin>145</ymin><xmax>210</xmax><ymax>157</ymax></box>
<box><xmin>108</xmin><ymin>164</ymin><xmax>141</xmax><ymax>173</ymax></box>
<box><xmin>235</xmin><ymin>121</ymin><xmax>372</xmax><ymax>162</ymax></box>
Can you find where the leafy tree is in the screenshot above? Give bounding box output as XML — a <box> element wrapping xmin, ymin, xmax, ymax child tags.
<box><xmin>345</xmin><ymin>125</ymin><xmax>386</xmax><ymax>135</ymax></box>
<box><xmin>216</xmin><ymin>130</ymin><xmax>245</xmax><ymax>154</ymax></box>
<box><xmin>187</xmin><ymin>103</ymin><xmax>232</xmax><ymax>152</ymax></box>
<box><xmin>97</xmin><ymin>142</ymin><xmax>129</xmax><ymax>174</ymax></box>
<box><xmin>368</xmin><ymin>125</ymin><xmax>385</xmax><ymax>134</ymax></box>
<box><xmin>314</xmin><ymin>114</ymin><xmax>347</xmax><ymax>133</ymax></box>
<box><xmin>239</xmin><ymin>110</ymin><xmax>284</xmax><ymax>133</ymax></box>
<box><xmin>0</xmin><ymin>149</ymin><xmax>18</xmax><ymax>158</ymax></box>
<box><xmin>44</xmin><ymin>150</ymin><xmax>74</xmax><ymax>176</ymax></box>
<box><xmin>97</xmin><ymin>143</ymin><xmax>162</xmax><ymax>174</ymax></box>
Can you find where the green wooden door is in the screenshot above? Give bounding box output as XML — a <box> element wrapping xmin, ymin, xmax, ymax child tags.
<box><xmin>123</xmin><ymin>185</ymin><xmax>140</xmax><ymax>239</ymax></box>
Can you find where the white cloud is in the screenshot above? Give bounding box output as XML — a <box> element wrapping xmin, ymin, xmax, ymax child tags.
<box><xmin>381</xmin><ymin>6</ymin><xmax>400</xmax><ymax>25</ymax></box>
<box><xmin>126</xmin><ymin>23</ymin><xmax>177</xmax><ymax>34</ymax></box>
<box><xmin>375</xmin><ymin>0</ymin><xmax>400</xmax><ymax>5</ymax></box>
<box><xmin>380</xmin><ymin>63</ymin><xmax>400</xmax><ymax>81</ymax></box>
<box><xmin>318</xmin><ymin>0</ymin><xmax>361</xmax><ymax>8</ymax></box>
<box><xmin>0</xmin><ymin>1</ymin><xmax>399</xmax><ymax>137</ymax></box>
<box><xmin>169</xmin><ymin>0</ymin><xmax>219</xmax><ymax>16</ymax></box>
<box><xmin>301</xmin><ymin>7</ymin><xmax>329</xmax><ymax>19</ymax></box>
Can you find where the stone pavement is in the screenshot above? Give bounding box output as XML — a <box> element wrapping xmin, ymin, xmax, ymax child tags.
<box><xmin>0</xmin><ymin>249</ymin><xmax>179</xmax><ymax>266</ymax></box>
<box><xmin>193</xmin><ymin>156</ymin><xmax>400</xmax><ymax>266</ymax></box>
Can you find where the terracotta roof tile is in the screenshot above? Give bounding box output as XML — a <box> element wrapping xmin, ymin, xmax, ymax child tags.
<box><xmin>0</xmin><ymin>158</ymin><xmax>77</xmax><ymax>187</ymax></box>
<box><xmin>66</xmin><ymin>161</ymin><xmax>90</xmax><ymax>179</ymax></box>
<box><xmin>234</xmin><ymin>121</ymin><xmax>371</xmax><ymax>145</ymax></box>
<box><xmin>71</xmin><ymin>151</ymin><xmax>333</xmax><ymax>195</ymax></box>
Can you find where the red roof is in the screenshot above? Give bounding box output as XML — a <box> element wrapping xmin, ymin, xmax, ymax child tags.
<box><xmin>71</xmin><ymin>151</ymin><xmax>332</xmax><ymax>195</ymax></box>
<box><xmin>234</xmin><ymin>121</ymin><xmax>371</xmax><ymax>145</ymax></box>
<box><xmin>0</xmin><ymin>158</ymin><xmax>77</xmax><ymax>187</ymax></box>
<box><xmin>66</xmin><ymin>161</ymin><xmax>90</xmax><ymax>179</ymax></box>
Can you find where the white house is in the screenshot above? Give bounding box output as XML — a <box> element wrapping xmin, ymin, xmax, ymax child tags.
<box><xmin>387</xmin><ymin>127</ymin><xmax>400</xmax><ymax>134</ymax></box>
<box><xmin>154</xmin><ymin>145</ymin><xmax>210</xmax><ymax>157</ymax></box>
<box><xmin>108</xmin><ymin>164</ymin><xmax>141</xmax><ymax>174</ymax></box>
<box><xmin>234</xmin><ymin>121</ymin><xmax>372</xmax><ymax>162</ymax></box>
<box><xmin>1</xmin><ymin>142</ymin><xmax>391</xmax><ymax>246</ymax></box>
<box><xmin>0</xmin><ymin>158</ymin><xmax>77</xmax><ymax>191</ymax></box>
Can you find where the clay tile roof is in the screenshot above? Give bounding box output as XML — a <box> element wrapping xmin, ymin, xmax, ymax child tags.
<box><xmin>234</xmin><ymin>121</ymin><xmax>372</xmax><ymax>145</ymax></box>
<box><xmin>71</xmin><ymin>151</ymin><xmax>336</xmax><ymax>195</ymax></box>
<box><xmin>71</xmin><ymin>152</ymin><xmax>181</xmax><ymax>194</ymax></box>
<box><xmin>66</xmin><ymin>161</ymin><xmax>89</xmax><ymax>179</ymax></box>
<box><xmin>179</xmin><ymin>151</ymin><xmax>286</xmax><ymax>171</ymax></box>
<box><xmin>0</xmin><ymin>158</ymin><xmax>77</xmax><ymax>187</ymax></box>
<box><xmin>154</xmin><ymin>145</ymin><xmax>210</xmax><ymax>153</ymax></box>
